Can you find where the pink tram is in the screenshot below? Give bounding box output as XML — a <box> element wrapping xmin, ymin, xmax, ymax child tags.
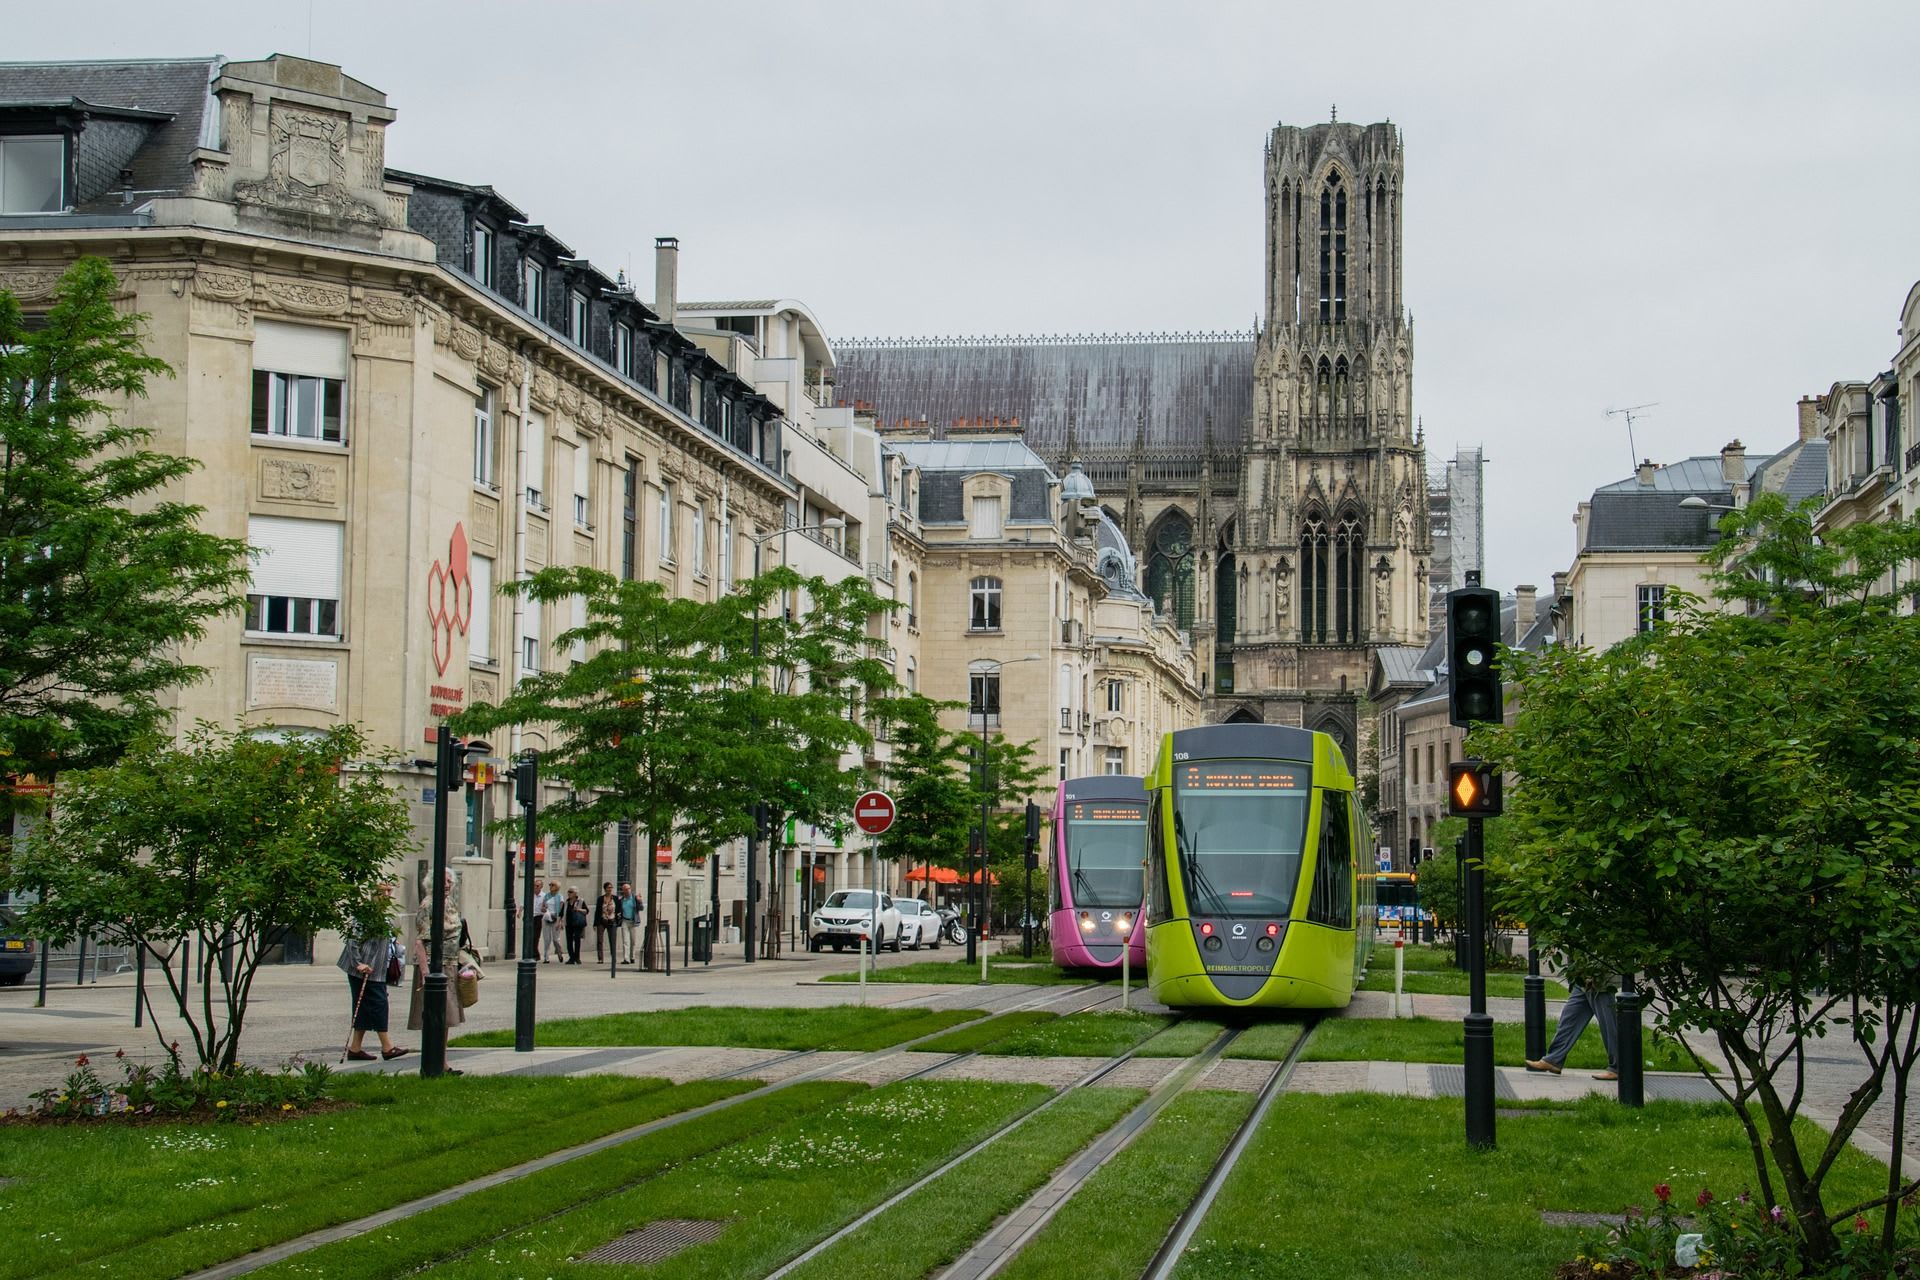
<box><xmin>1050</xmin><ymin>775</ymin><xmax>1149</xmax><ymax>972</ymax></box>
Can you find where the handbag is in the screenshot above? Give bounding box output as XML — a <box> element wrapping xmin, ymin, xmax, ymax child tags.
<box><xmin>455</xmin><ymin>945</ymin><xmax>484</xmax><ymax>1008</ymax></box>
<box><xmin>385</xmin><ymin>938</ymin><xmax>405</xmax><ymax>985</ymax></box>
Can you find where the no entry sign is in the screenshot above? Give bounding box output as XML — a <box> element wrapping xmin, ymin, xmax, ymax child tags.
<box><xmin>854</xmin><ymin>790</ymin><xmax>896</xmax><ymax>835</ymax></box>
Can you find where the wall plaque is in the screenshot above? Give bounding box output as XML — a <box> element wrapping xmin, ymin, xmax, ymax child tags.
<box><xmin>247</xmin><ymin>655</ymin><xmax>339</xmax><ymax>712</ymax></box>
<box><xmin>260</xmin><ymin>456</ymin><xmax>340</xmax><ymax>504</ymax></box>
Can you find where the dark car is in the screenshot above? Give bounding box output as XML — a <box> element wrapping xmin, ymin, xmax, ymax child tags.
<box><xmin>0</xmin><ymin>907</ymin><xmax>35</xmax><ymax>986</ymax></box>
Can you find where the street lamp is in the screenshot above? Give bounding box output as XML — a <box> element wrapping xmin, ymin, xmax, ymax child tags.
<box><xmin>969</xmin><ymin>654</ymin><xmax>1044</xmax><ymax>981</ymax></box>
<box><xmin>739</xmin><ymin>514</ymin><xmax>846</xmax><ymax>963</ymax></box>
<box><xmin>1677</xmin><ymin>495</ymin><xmax>1739</xmax><ymax>513</ymax></box>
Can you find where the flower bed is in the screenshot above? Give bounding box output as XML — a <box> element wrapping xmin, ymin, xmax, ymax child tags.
<box><xmin>4</xmin><ymin>1049</ymin><xmax>335</xmax><ymax>1125</ymax></box>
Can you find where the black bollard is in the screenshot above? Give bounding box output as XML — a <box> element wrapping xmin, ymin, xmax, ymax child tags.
<box><xmin>1616</xmin><ymin>971</ymin><xmax>1644</xmax><ymax>1107</ymax></box>
<box><xmin>35</xmin><ymin>937</ymin><xmax>48</xmax><ymax>1008</ymax></box>
<box><xmin>1523</xmin><ymin>929</ymin><xmax>1546</xmax><ymax>1062</ymax></box>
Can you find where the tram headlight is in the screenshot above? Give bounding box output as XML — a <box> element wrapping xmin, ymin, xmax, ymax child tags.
<box><xmin>1255</xmin><ymin>937</ymin><xmax>1275</xmax><ymax>953</ymax></box>
<box><xmin>1116</xmin><ymin>915</ymin><xmax>1133</xmax><ymax>933</ymax></box>
<box><xmin>1203</xmin><ymin>935</ymin><xmax>1223</xmax><ymax>952</ymax></box>
<box><xmin>1079</xmin><ymin>912</ymin><xmax>1095</xmax><ymax>933</ymax></box>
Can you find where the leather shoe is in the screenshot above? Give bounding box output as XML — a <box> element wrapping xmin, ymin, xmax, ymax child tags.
<box><xmin>1524</xmin><ymin>1058</ymin><xmax>1562</xmax><ymax>1074</ymax></box>
<box><xmin>382</xmin><ymin>1046</ymin><xmax>411</xmax><ymax>1060</ymax></box>
<box><xmin>1593</xmin><ymin>1069</ymin><xmax>1619</xmax><ymax>1081</ymax></box>
<box><xmin>346</xmin><ymin>1049</ymin><xmax>376</xmax><ymax>1061</ymax></box>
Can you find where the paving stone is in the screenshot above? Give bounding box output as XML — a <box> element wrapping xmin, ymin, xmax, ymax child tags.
<box><xmin>1192</xmin><ymin>1058</ymin><xmax>1276</xmax><ymax>1093</ymax></box>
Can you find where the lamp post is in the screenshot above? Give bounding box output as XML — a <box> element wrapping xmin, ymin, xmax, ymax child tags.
<box><xmin>741</xmin><ymin>515</ymin><xmax>845</xmax><ymax>962</ymax></box>
<box><xmin>422</xmin><ymin>730</ymin><xmax>489</xmax><ymax>1079</ymax></box>
<box><xmin>968</xmin><ymin>655</ymin><xmax>1044</xmax><ymax>976</ymax></box>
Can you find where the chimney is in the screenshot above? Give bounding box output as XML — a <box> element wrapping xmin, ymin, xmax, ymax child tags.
<box><xmin>1512</xmin><ymin>584</ymin><xmax>1536</xmax><ymax>639</ymax></box>
<box><xmin>653</xmin><ymin>236</ymin><xmax>679</xmax><ymax>325</ymax></box>
<box><xmin>1797</xmin><ymin>395</ymin><xmax>1822</xmax><ymax>443</ymax></box>
<box><xmin>1550</xmin><ymin>571</ymin><xmax>1568</xmax><ymax>602</ymax></box>
<box><xmin>1720</xmin><ymin>439</ymin><xmax>1746</xmax><ymax>484</ymax></box>
<box><xmin>1636</xmin><ymin>458</ymin><xmax>1658</xmax><ymax>486</ymax></box>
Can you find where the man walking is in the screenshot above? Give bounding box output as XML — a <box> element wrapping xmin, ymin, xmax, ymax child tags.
<box><xmin>618</xmin><ymin>882</ymin><xmax>642</xmax><ymax>964</ymax></box>
<box><xmin>1525</xmin><ymin>956</ymin><xmax>1620</xmax><ymax>1080</ymax></box>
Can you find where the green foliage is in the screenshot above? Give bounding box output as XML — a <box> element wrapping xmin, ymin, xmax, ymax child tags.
<box><xmin>874</xmin><ymin>693</ymin><xmax>976</xmax><ymax>872</ymax></box>
<box><xmin>0</xmin><ymin>258</ymin><xmax>248</xmax><ymax>786</ymax></box>
<box><xmin>19</xmin><ymin>1050</ymin><xmax>334</xmax><ymax>1122</ymax></box>
<box><xmin>5</xmin><ymin>723</ymin><xmax>413</xmax><ymax>1072</ymax></box>
<box><xmin>450</xmin><ymin>1002</ymin><xmax>979</xmax><ymax>1050</ymax></box>
<box><xmin>1477</xmin><ymin>494</ymin><xmax>1920</xmax><ymax>1265</ymax></box>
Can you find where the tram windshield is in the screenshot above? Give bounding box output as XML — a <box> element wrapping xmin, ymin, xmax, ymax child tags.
<box><xmin>1064</xmin><ymin>800</ymin><xmax>1147</xmax><ymax>909</ymax></box>
<box><xmin>1171</xmin><ymin>760</ymin><xmax>1311</xmax><ymax>917</ymax></box>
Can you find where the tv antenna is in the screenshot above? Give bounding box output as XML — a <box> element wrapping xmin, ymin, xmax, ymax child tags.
<box><xmin>1605</xmin><ymin>403</ymin><xmax>1658</xmax><ymax>470</ymax></box>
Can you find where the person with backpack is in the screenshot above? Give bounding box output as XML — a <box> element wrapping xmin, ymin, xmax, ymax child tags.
<box><xmin>564</xmin><ymin>888</ymin><xmax>588</xmax><ymax>964</ymax></box>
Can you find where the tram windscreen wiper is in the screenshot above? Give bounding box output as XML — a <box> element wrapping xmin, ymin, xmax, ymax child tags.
<box><xmin>1175</xmin><ymin>810</ymin><xmax>1227</xmax><ymax>915</ymax></box>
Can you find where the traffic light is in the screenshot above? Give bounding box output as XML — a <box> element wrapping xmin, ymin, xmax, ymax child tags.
<box><xmin>1447</xmin><ymin>760</ymin><xmax>1503</xmax><ymax>817</ymax></box>
<box><xmin>514</xmin><ymin>753</ymin><xmax>539</xmax><ymax>807</ymax></box>
<box><xmin>1447</xmin><ymin>577</ymin><xmax>1503</xmax><ymax>727</ymax></box>
<box><xmin>1023</xmin><ymin>800</ymin><xmax>1042</xmax><ymax>870</ymax></box>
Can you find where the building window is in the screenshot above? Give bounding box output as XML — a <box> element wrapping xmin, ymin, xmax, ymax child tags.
<box><xmin>1105</xmin><ymin>679</ymin><xmax>1124</xmax><ymax>713</ymax></box>
<box><xmin>658</xmin><ymin>481</ymin><xmax>676</xmax><ymax>564</ymax></box>
<box><xmin>692</xmin><ymin>500</ymin><xmax>708</xmax><ymax>577</ymax></box>
<box><xmin>970</xmin><ymin>495</ymin><xmax>1003</xmax><ymax>539</ymax></box>
<box><xmin>615</xmin><ymin>323</ymin><xmax>634</xmax><ymax>377</ymax></box>
<box><xmin>1638</xmin><ymin>584</ymin><xmax>1666</xmax><ymax>633</ymax></box>
<box><xmin>621</xmin><ymin>464</ymin><xmax>638</xmax><ymax>580</ymax></box>
<box><xmin>569</xmin><ymin>292</ymin><xmax>589</xmax><ymax>343</ymax></box>
<box><xmin>469</xmin><ymin>555</ymin><xmax>493</xmax><ymax>663</ymax></box>
<box><xmin>570</xmin><ymin>593</ymin><xmax>587</xmax><ymax>664</ymax></box>
<box><xmin>1146</xmin><ymin>511</ymin><xmax>1196</xmax><ymax>631</ymax></box>
<box><xmin>907</xmin><ymin>572</ymin><xmax>919</xmax><ymax>628</ymax></box>
<box><xmin>521</xmin><ymin>411</ymin><xmax>546</xmax><ymax>509</ymax></box>
<box><xmin>472</xmin><ymin>387</ymin><xmax>496</xmax><ymax>486</ymax></box>
<box><xmin>572</xmin><ymin>443</ymin><xmax>591</xmax><ymax>528</ymax></box>
<box><xmin>521</xmin><ymin>259</ymin><xmax>545</xmax><ymax>320</ymax></box>
<box><xmin>1104</xmin><ymin>747</ymin><xmax>1127</xmax><ymax>775</ymax></box>
<box><xmin>471</xmin><ymin>224</ymin><xmax>494</xmax><ymax>288</ymax></box>
<box><xmin>1298</xmin><ymin>511</ymin><xmax>1363</xmax><ymax>644</ymax></box>
<box><xmin>0</xmin><ymin>136</ymin><xmax>63</xmax><ymax>213</ymax></box>
<box><xmin>245</xmin><ymin>516</ymin><xmax>342</xmax><ymax>639</ymax></box>
<box><xmin>969</xmin><ymin>664</ymin><xmax>1001</xmax><ymax>728</ymax></box>
<box><xmin>905</xmin><ymin>658</ymin><xmax>916</xmax><ymax>693</ymax></box>
<box><xmin>969</xmin><ymin>576</ymin><xmax>1002</xmax><ymax>631</ymax></box>
<box><xmin>250</xmin><ymin>321</ymin><xmax>348</xmax><ymax>445</ymax></box>
<box><xmin>1059</xmin><ymin>748</ymin><xmax>1071</xmax><ymax>781</ymax></box>
<box><xmin>520</xmin><ymin>604</ymin><xmax>541</xmax><ymax>675</ymax></box>
<box><xmin>720</xmin><ymin>515</ymin><xmax>734</xmax><ymax>593</ymax></box>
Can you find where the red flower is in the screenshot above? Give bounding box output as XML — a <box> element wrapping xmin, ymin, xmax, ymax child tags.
<box><xmin>1854</xmin><ymin>1215</ymin><xmax>1871</xmax><ymax>1234</ymax></box>
<box><xmin>114</xmin><ymin>1048</ymin><xmax>125</xmax><ymax>1059</ymax></box>
<box><xmin>1697</xmin><ymin>1188</ymin><xmax>1714</xmax><ymax>1208</ymax></box>
<box><xmin>75</xmin><ymin>1054</ymin><xmax>89</xmax><ymax>1067</ymax></box>
<box><xmin>1654</xmin><ymin>1183</ymin><xmax>1671</xmax><ymax>1204</ymax></box>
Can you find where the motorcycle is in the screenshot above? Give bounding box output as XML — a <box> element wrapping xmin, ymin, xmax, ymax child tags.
<box><xmin>936</xmin><ymin>906</ymin><xmax>967</xmax><ymax>946</ymax></box>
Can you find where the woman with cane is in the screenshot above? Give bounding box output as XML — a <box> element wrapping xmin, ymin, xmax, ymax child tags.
<box><xmin>338</xmin><ymin>887</ymin><xmax>407</xmax><ymax>1062</ymax></box>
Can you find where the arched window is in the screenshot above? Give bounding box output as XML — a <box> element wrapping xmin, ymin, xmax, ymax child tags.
<box><xmin>1145</xmin><ymin>511</ymin><xmax>1195</xmax><ymax>631</ymax></box>
<box><xmin>1215</xmin><ymin>549</ymin><xmax>1236</xmax><ymax>645</ymax></box>
<box><xmin>907</xmin><ymin>571</ymin><xmax>919</xmax><ymax>628</ymax></box>
<box><xmin>968</xmin><ymin>576</ymin><xmax>1001</xmax><ymax>631</ymax></box>
<box><xmin>1320</xmin><ymin>176</ymin><xmax>1348</xmax><ymax>323</ymax></box>
<box><xmin>1299</xmin><ymin>510</ymin><xmax>1366</xmax><ymax>643</ymax></box>
<box><xmin>1300</xmin><ymin>513</ymin><xmax>1328</xmax><ymax>642</ymax></box>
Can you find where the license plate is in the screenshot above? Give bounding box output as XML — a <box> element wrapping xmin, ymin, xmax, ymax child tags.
<box><xmin>3</xmin><ymin>940</ymin><xmax>23</xmax><ymax>950</ymax></box>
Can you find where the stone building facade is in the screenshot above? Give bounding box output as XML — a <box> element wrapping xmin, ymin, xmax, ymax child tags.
<box><xmin>832</xmin><ymin>119</ymin><xmax>1432</xmax><ymax>765</ymax></box>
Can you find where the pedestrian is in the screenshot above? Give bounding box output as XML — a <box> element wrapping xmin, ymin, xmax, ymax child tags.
<box><xmin>541</xmin><ymin>879</ymin><xmax>565</xmax><ymax>963</ymax></box>
<box><xmin>564</xmin><ymin>888</ymin><xmax>588</xmax><ymax>964</ymax></box>
<box><xmin>618</xmin><ymin>881</ymin><xmax>642</xmax><ymax>964</ymax></box>
<box><xmin>407</xmin><ymin>869</ymin><xmax>466</xmax><ymax>1036</ymax></box>
<box><xmin>1525</xmin><ymin>954</ymin><xmax>1620</xmax><ymax>1080</ymax></box>
<box><xmin>594</xmin><ymin>881</ymin><xmax>618</xmax><ymax>963</ymax></box>
<box><xmin>338</xmin><ymin>886</ymin><xmax>408</xmax><ymax>1062</ymax></box>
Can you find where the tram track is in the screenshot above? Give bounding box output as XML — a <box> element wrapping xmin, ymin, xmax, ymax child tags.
<box><xmin>1140</xmin><ymin>1016</ymin><xmax>1319</xmax><ymax>1280</ymax></box>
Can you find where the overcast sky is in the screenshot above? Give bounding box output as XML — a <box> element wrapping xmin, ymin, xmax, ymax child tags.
<box><xmin>12</xmin><ymin>1</ymin><xmax>1919</xmax><ymax>592</ymax></box>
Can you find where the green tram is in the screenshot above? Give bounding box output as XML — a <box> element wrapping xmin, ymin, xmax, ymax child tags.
<box><xmin>1145</xmin><ymin>723</ymin><xmax>1376</xmax><ymax>1009</ymax></box>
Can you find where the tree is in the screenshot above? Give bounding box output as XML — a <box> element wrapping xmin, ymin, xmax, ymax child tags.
<box><xmin>0</xmin><ymin>258</ymin><xmax>248</xmax><ymax>790</ymax></box>
<box><xmin>874</xmin><ymin>694</ymin><xmax>976</xmax><ymax>888</ymax></box>
<box><xmin>1479</xmin><ymin>495</ymin><xmax>1920</xmax><ymax>1266</ymax></box>
<box><xmin>5</xmin><ymin>724</ymin><xmax>412</xmax><ymax>1072</ymax></box>
<box><xmin>976</xmin><ymin>735</ymin><xmax>1049</xmax><ymax>926</ymax></box>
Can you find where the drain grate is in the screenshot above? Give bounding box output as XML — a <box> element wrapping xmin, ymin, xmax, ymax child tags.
<box><xmin>577</xmin><ymin>1219</ymin><xmax>726</xmax><ymax>1264</ymax></box>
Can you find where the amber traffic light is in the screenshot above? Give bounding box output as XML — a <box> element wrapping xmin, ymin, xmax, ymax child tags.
<box><xmin>1447</xmin><ymin>761</ymin><xmax>1503</xmax><ymax>817</ymax></box>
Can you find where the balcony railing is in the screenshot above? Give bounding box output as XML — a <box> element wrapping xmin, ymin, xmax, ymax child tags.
<box><xmin>1907</xmin><ymin>441</ymin><xmax>1920</xmax><ymax>473</ymax></box>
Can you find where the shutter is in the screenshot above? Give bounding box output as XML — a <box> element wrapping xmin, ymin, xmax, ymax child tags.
<box><xmin>248</xmin><ymin>517</ymin><xmax>342</xmax><ymax>599</ymax></box>
<box><xmin>469</xmin><ymin>555</ymin><xmax>493</xmax><ymax>661</ymax></box>
<box><xmin>253</xmin><ymin>320</ymin><xmax>349</xmax><ymax>379</ymax></box>
<box><xmin>522</xmin><ymin>412</ymin><xmax>546</xmax><ymax>494</ymax></box>
<box><xmin>573</xmin><ymin>441</ymin><xmax>590</xmax><ymax>502</ymax></box>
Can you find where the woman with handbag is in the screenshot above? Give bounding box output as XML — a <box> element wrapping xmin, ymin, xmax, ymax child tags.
<box><xmin>594</xmin><ymin>882</ymin><xmax>618</xmax><ymax>964</ymax></box>
<box><xmin>338</xmin><ymin>886</ymin><xmax>408</xmax><ymax>1061</ymax></box>
<box><xmin>408</xmin><ymin>869</ymin><xmax>466</xmax><ymax>1033</ymax></box>
<box><xmin>564</xmin><ymin>888</ymin><xmax>588</xmax><ymax>964</ymax></box>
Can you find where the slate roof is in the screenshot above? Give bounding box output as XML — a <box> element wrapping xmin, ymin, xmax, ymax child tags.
<box><xmin>1755</xmin><ymin>438</ymin><xmax>1828</xmax><ymax>506</ymax></box>
<box><xmin>0</xmin><ymin>58</ymin><xmax>219</xmax><ymax>210</ymax></box>
<box><xmin>833</xmin><ymin>334</ymin><xmax>1256</xmax><ymax>455</ymax></box>
<box><xmin>1584</xmin><ymin>491</ymin><xmax>1723</xmax><ymax>551</ymax></box>
<box><xmin>890</xmin><ymin>437</ymin><xmax>1056</xmax><ymax>526</ymax></box>
<box><xmin>1595</xmin><ymin>455</ymin><xmax>1760</xmax><ymax>494</ymax></box>
<box><xmin>1373</xmin><ymin>645</ymin><xmax>1430</xmax><ymax>688</ymax></box>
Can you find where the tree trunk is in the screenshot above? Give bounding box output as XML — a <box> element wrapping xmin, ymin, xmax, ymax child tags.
<box><xmin>644</xmin><ymin>823</ymin><xmax>661</xmax><ymax>972</ymax></box>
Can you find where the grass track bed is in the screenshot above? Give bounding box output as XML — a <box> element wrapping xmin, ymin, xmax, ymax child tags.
<box><xmin>246</xmin><ymin>1081</ymin><xmax>860</xmax><ymax>1280</ymax></box>
<box><xmin>451</xmin><ymin>1002</ymin><xmax>981</xmax><ymax>1050</ymax></box>
<box><xmin>416</xmin><ymin>1079</ymin><xmax>1054</xmax><ymax>1279</ymax></box>
<box><xmin>821</xmin><ymin>957</ymin><xmax>1086</xmax><ymax>985</ymax></box>
<box><xmin>1222</xmin><ymin>1020</ymin><xmax>1308</xmax><ymax>1060</ymax></box>
<box><xmin>1306</xmin><ymin>1016</ymin><xmax>1696</xmax><ymax>1072</ymax></box>
<box><xmin>1359</xmin><ymin>968</ymin><xmax>1568</xmax><ymax>999</ymax></box>
<box><xmin>915</xmin><ymin>1010</ymin><xmax>1059</xmax><ymax>1054</ymax></box>
<box><xmin>1136</xmin><ymin>1018</ymin><xmax>1230</xmax><ymax>1057</ymax></box>
<box><xmin>1171</xmin><ymin>1093</ymin><xmax>1888</xmax><ymax>1277</ymax></box>
<box><xmin>985</xmin><ymin>1010</ymin><xmax>1170</xmax><ymax>1057</ymax></box>
<box><xmin>779</xmin><ymin>1087</ymin><xmax>1146</xmax><ymax>1280</ymax></box>
<box><xmin>998</xmin><ymin>1089</ymin><xmax>1256</xmax><ymax>1280</ymax></box>
<box><xmin>3</xmin><ymin>1075</ymin><xmax>749</xmax><ymax>1280</ymax></box>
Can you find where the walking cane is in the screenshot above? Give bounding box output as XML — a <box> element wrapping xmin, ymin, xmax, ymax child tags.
<box><xmin>340</xmin><ymin>972</ymin><xmax>371</xmax><ymax>1065</ymax></box>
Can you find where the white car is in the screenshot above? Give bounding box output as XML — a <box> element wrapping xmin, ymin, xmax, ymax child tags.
<box><xmin>894</xmin><ymin>898</ymin><xmax>945</xmax><ymax>950</ymax></box>
<box><xmin>808</xmin><ymin>890</ymin><xmax>903</xmax><ymax>953</ymax></box>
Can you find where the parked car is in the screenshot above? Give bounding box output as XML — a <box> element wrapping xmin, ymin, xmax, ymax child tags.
<box><xmin>894</xmin><ymin>898</ymin><xmax>944</xmax><ymax>951</ymax></box>
<box><xmin>808</xmin><ymin>891</ymin><xmax>903</xmax><ymax>953</ymax></box>
<box><xmin>0</xmin><ymin>907</ymin><xmax>36</xmax><ymax>986</ymax></box>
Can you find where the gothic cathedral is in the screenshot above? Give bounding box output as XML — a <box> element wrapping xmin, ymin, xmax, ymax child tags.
<box><xmin>833</xmin><ymin>118</ymin><xmax>1431</xmax><ymax>758</ymax></box>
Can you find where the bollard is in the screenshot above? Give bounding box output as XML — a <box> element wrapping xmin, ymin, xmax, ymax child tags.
<box><xmin>1523</xmin><ymin>929</ymin><xmax>1546</xmax><ymax>1062</ymax></box>
<box><xmin>134</xmin><ymin>945</ymin><xmax>146</xmax><ymax>1028</ymax></box>
<box><xmin>1394</xmin><ymin>936</ymin><xmax>1405</xmax><ymax>1018</ymax></box>
<box><xmin>1616</xmin><ymin>971</ymin><xmax>1644</xmax><ymax>1107</ymax></box>
<box><xmin>76</xmin><ymin>937</ymin><xmax>87</xmax><ymax>986</ymax></box>
<box><xmin>35</xmin><ymin>937</ymin><xmax>48</xmax><ymax>1008</ymax></box>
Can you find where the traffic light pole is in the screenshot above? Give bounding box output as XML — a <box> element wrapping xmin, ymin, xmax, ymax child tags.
<box><xmin>514</xmin><ymin>752</ymin><xmax>539</xmax><ymax>1054</ymax></box>
<box><xmin>421</xmin><ymin>731</ymin><xmax>455</xmax><ymax>1078</ymax></box>
<box><xmin>1463</xmin><ymin>815</ymin><xmax>1495</xmax><ymax>1149</ymax></box>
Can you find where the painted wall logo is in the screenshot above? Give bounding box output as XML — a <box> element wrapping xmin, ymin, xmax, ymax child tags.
<box><xmin>426</xmin><ymin>523</ymin><xmax>472</xmax><ymax>676</ymax></box>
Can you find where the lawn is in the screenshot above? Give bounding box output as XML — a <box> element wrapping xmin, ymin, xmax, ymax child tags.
<box><xmin>1359</xmin><ymin>968</ymin><xmax>1568</xmax><ymax>999</ymax></box>
<box><xmin>999</xmin><ymin>1090</ymin><xmax>1256</xmax><ymax>1280</ymax></box>
<box><xmin>821</xmin><ymin>957</ymin><xmax>1087</xmax><ymax>985</ymax></box>
<box><xmin>778</xmin><ymin>1087</ymin><xmax>1146</xmax><ymax>1280</ymax></box>
<box><xmin>915</xmin><ymin>1010</ymin><xmax>1060</xmax><ymax>1055</ymax></box>
<box><xmin>0</xmin><ymin>1073</ymin><xmax>752</xmax><ymax>1280</ymax></box>
<box><xmin>1222</xmin><ymin>1020</ymin><xmax>1309</xmax><ymax>1060</ymax></box>
<box><xmin>1171</xmin><ymin>1093</ymin><xmax>1890</xmax><ymax>1278</ymax></box>
<box><xmin>415</xmin><ymin>1080</ymin><xmax>1057</xmax><ymax>1279</ymax></box>
<box><xmin>451</xmin><ymin>1003</ymin><xmax>981</xmax><ymax>1051</ymax></box>
<box><xmin>1136</xmin><ymin>1018</ymin><xmax>1231</xmax><ymax>1058</ymax></box>
<box><xmin>985</xmin><ymin>1010</ymin><xmax>1170</xmax><ymax>1057</ymax></box>
<box><xmin>247</xmin><ymin>1082</ymin><xmax>862</xmax><ymax>1279</ymax></box>
<box><xmin>1305</xmin><ymin>1016</ymin><xmax>1699</xmax><ymax>1072</ymax></box>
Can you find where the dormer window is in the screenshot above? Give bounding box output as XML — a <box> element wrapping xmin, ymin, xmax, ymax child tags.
<box><xmin>521</xmin><ymin>259</ymin><xmax>545</xmax><ymax>320</ymax></box>
<box><xmin>471</xmin><ymin>224</ymin><xmax>495</xmax><ymax>288</ymax></box>
<box><xmin>0</xmin><ymin>136</ymin><xmax>65</xmax><ymax>214</ymax></box>
<box><xmin>569</xmin><ymin>291</ymin><xmax>588</xmax><ymax>343</ymax></box>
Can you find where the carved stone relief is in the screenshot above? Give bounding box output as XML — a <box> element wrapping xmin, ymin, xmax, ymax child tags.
<box><xmin>478</xmin><ymin>340</ymin><xmax>509</xmax><ymax>378</ymax></box>
<box><xmin>531</xmin><ymin>370</ymin><xmax>558</xmax><ymax>408</ymax></box>
<box><xmin>362</xmin><ymin>294</ymin><xmax>410</xmax><ymax>325</ymax></box>
<box><xmin>264</xmin><ymin>281</ymin><xmax>350</xmax><ymax>317</ymax></box>
<box><xmin>0</xmin><ymin>270</ymin><xmax>62</xmax><ymax>302</ymax></box>
<box><xmin>233</xmin><ymin>106</ymin><xmax>381</xmax><ymax>225</ymax></box>
<box><xmin>470</xmin><ymin>494</ymin><xmax>499</xmax><ymax>549</ymax></box>
<box><xmin>450</xmin><ymin>323</ymin><xmax>482</xmax><ymax>361</ymax></box>
<box><xmin>193</xmin><ymin>270</ymin><xmax>253</xmax><ymax>303</ymax></box>
<box><xmin>259</xmin><ymin>456</ymin><xmax>341</xmax><ymax>505</ymax></box>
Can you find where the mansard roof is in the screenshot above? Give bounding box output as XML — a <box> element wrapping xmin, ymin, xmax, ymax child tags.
<box><xmin>832</xmin><ymin>332</ymin><xmax>1256</xmax><ymax>455</ymax></box>
<box><xmin>0</xmin><ymin>57</ymin><xmax>219</xmax><ymax>211</ymax></box>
